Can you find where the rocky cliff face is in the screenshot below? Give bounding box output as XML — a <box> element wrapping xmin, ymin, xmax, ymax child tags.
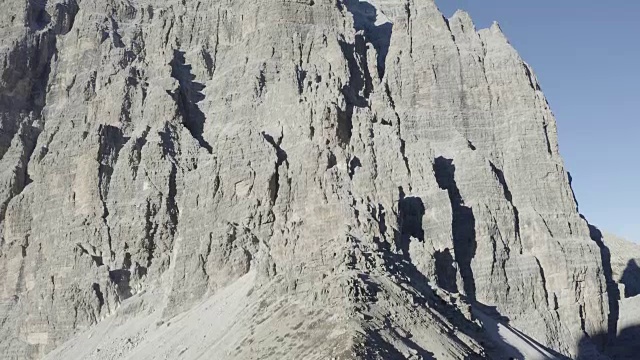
<box><xmin>0</xmin><ymin>0</ymin><xmax>624</xmax><ymax>359</ymax></box>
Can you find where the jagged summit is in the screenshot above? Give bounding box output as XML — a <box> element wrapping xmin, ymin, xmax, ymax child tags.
<box><xmin>0</xmin><ymin>1</ymin><xmax>636</xmax><ymax>359</ymax></box>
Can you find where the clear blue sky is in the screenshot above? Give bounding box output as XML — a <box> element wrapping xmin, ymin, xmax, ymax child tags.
<box><xmin>434</xmin><ymin>0</ymin><xmax>640</xmax><ymax>242</ymax></box>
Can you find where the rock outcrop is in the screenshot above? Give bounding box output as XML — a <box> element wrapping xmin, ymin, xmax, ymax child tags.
<box><xmin>0</xmin><ymin>0</ymin><xmax>628</xmax><ymax>359</ymax></box>
<box><xmin>589</xmin><ymin>231</ymin><xmax>640</xmax><ymax>360</ymax></box>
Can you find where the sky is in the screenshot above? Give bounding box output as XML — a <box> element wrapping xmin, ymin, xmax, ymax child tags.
<box><xmin>434</xmin><ymin>0</ymin><xmax>640</xmax><ymax>242</ymax></box>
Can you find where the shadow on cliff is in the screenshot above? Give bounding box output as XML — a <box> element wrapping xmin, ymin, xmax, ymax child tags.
<box><xmin>620</xmin><ymin>259</ymin><xmax>640</xmax><ymax>298</ymax></box>
<box><xmin>579</xmin><ymin>254</ymin><xmax>640</xmax><ymax>359</ymax></box>
<box><xmin>0</xmin><ymin>0</ymin><xmax>79</xmax><ymax>200</ymax></box>
<box><xmin>472</xmin><ymin>303</ymin><xmax>569</xmax><ymax>360</ymax></box>
<box><xmin>577</xmin><ymin>221</ymin><xmax>640</xmax><ymax>359</ymax></box>
<box><xmin>377</xmin><ymin>171</ymin><xmax>566</xmax><ymax>359</ymax></box>
<box><xmin>585</xmin><ymin>222</ymin><xmax>620</xmax><ymax>349</ymax></box>
<box><xmin>428</xmin><ymin>157</ymin><xmax>564</xmax><ymax>358</ymax></box>
<box><xmin>398</xmin><ymin>191</ymin><xmax>425</xmax><ymax>246</ymax></box>
<box><xmin>169</xmin><ymin>50</ymin><xmax>212</xmax><ymax>153</ymax></box>
<box><xmin>577</xmin><ymin>324</ymin><xmax>640</xmax><ymax>359</ymax></box>
<box><xmin>342</xmin><ymin>0</ymin><xmax>392</xmax><ymax>78</ymax></box>
<box><xmin>363</xmin><ymin>328</ymin><xmax>435</xmax><ymax>360</ymax></box>
<box><xmin>433</xmin><ymin>156</ymin><xmax>478</xmax><ymax>301</ymax></box>
<box><xmin>389</xmin><ymin>194</ymin><xmax>545</xmax><ymax>360</ymax></box>
<box><xmin>434</xmin><ymin>248</ymin><xmax>458</xmax><ymax>293</ymax></box>
<box><xmin>353</xmin><ymin>188</ymin><xmax>469</xmax><ymax>358</ymax></box>
<box><xmin>336</xmin><ymin>1</ymin><xmax>392</xmax><ymax>150</ymax></box>
<box><xmin>368</xmin><ymin>235</ymin><xmax>468</xmax><ymax>360</ymax></box>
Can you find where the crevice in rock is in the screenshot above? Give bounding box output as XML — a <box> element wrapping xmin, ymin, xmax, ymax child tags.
<box><xmin>156</xmin><ymin>124</ymin><xmax>181</xmax><ymax>253</ymax></box>
<box><xmin>543</xmin><ymin>123</ymin><xmax>553</xmax><ymax>156</ymax></box>
<box><xmin>434</xmin><ymin>157</ymin><xmax>477</xmax><ymax>301</ymax></box>
<box><xmin>97</xmin><ymin>125</ymin><xmax>128</xmax><ymax>261</ymax></box>
<box><xmin>267</xmin><ymin>171</ymin><xmax>279</xmax><ymax>206</ymax></box>
<box><xmin>261</xmin><ymin>132</ymin><xmax>288</xmax><ymax>205</ymax></box>
<box><xmin>533</xmin><ymin>210</ymin><xmax>554</xmax><ymax>238</ymax></box>
<box><xmin>534</xmin><ymin>257</ymin><xmax>550</xmax><ymax>305</ymax></box>
<box><xmin>129</xmin><ymin>126</ymin><xmax>150</xmax><ymax>180</ymax></box>
<box><xmin>98</xmin><ymin>125</ymin><xmax>127</xmax><ymax>202</ymax></box>
<box><xmin>442</xmin><ymin>15</ymin><xmax>452</xmax><ymax>37</ymax></box>
<box><xmin>198</xmin><ymin>235</ymin><xmax>214</xmax><ymax>283</ymax></box>
<box><xmin>377</xmin><ymin>203</ymin><xmax>387</xmax><ymax>239</ymax></box>
<box><xmin>167</xmin><ymin>163</ymin><xmax>179</xmax><ymax>237</ymax></box>
<box><xmin>199</xmin><ymin>253</ymin><xmax>208</xmax><ymax>279</ymax></box>
<box><xmin>404</xmin><ymin>1</ymin><xmax>413</xmax><ymax>56</ymax></box>
<box><xmin>579</xmin><ymin>304</ymin><xmax>586</xmax><ymax>332</ymax></box>
<box><xmin>384</xmin><ymin>82</ymin><xmax>411</xmax><ymax>177</ymax></box>
<box><xmin>522</xmin><ymin>63</ymin><xmax>541</xmax><ymax>91</ymax></box>
<box><xmin>489</xmin><ymin>161</ymin><xmax>520</xmax><ymax>240</ymax></box>
<box><xmin>169</xmin><ymin>50</ymin><xmax>213</xmax><ymax>154</ymax></box>
<box><xmin>295</xmin><ymin>65</ymin><xmax>307</xmax><ymax>95</ymax></box>
<box><xmin>568</xmin><ymin>172</ymin><xmax>579</xmax><ymax>211</ymax></box>
<box><xmin>50</xmin><ymin>275</ymin><xmax>56</xmax><ymax>303</ymax></box>
<box><xmin>92</xmin><ymin>283</ymin><xmax>105</xmax><ymax>312</ymax></box>
<box><xmin>204</xmin><ymin>8</ymin><xmax>221</xmax><ymax>79</ymax></box>
<box><xmin>20</xmin><ymin>235</ymin><xmax>30</xmax><ymax>258</ymax></box>
<box><xmin>142</xmin><ymin>198</ymin><xmax>158</xmax><ymax>273</ymax></box>
<box><xmin>336</xmin><ymin>104</ymin><xmax>354</xmax><ymax>147</ymax></box>
<box><xmin>256</xmin><ymin>64</ymin><xmax>267</xmax><ymax>97</ymax></box>
<box><xmin>399</xmin><ymin>138</ymin><xmax>410</xmax><ymax>176</ymax></box>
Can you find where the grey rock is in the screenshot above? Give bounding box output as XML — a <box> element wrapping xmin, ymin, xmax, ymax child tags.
<box><xmin>598</xmin><ymin>232</ymin><xmax>640</xmax><ymax>359</ymax></box>
<box><xmin>0</xmin><ymin>0</ymin><xmax>628</xmax><ymax>359</ymax></box>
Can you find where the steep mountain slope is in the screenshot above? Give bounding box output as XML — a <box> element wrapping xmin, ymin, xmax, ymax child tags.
<box><xmin>0</xmin><ymin>0</ymin><xmax>623</xmax><ymax>359</ymax></box>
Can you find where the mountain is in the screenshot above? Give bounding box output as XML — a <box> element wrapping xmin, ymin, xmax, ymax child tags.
<box><xmin>0</xmin><ymin>0</ymin><xmax>636</xmax><ymax>359</ymax></box>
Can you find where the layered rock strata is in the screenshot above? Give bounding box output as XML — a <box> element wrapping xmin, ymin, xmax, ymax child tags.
<box><xmin>0</xmin><ymin>1</ymin><xmax>620</xmax><ymax>359</ymax></box>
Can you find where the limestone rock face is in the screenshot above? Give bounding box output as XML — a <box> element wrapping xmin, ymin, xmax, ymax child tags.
<box><xmin>0</xmin><ymin>0</ymin><xmax>622</xmax><ymax>359</ymax></box>
<box><xmin>595</xmin><ymin>232</ymin><xmax>640</xmax><ymax>360</ymax></box>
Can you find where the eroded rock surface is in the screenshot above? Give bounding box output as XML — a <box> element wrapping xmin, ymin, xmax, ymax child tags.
<box><xmin>0</xmin><ymin>1</ymin><xmax>626</xmax><ymax>359</ymax></box>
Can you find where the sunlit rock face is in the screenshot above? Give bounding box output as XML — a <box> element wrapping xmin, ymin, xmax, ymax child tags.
<box><xmin>0</xmin><ymin>1</ymin><xmax>621</xmax><ymax>359</ymax></box>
